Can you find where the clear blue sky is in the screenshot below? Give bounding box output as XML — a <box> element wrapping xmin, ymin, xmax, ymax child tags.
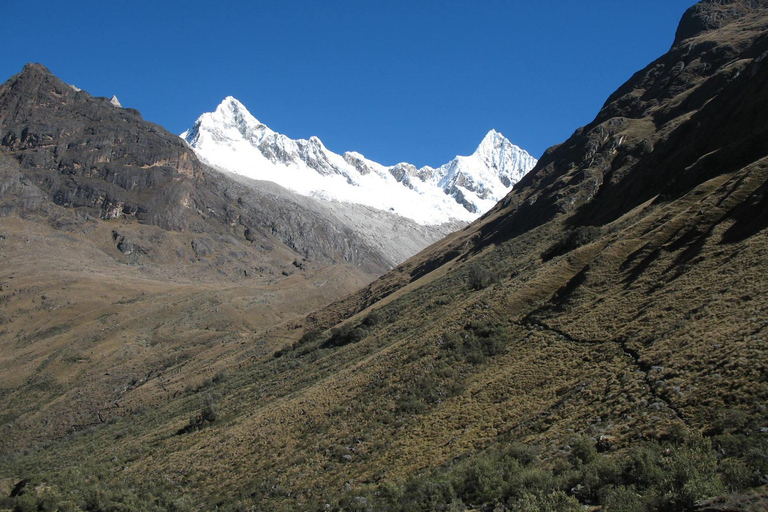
<box><xmin>1</xmin><ymin>1</ymin><xmax>695</xmax><ymax>167</ymax></box>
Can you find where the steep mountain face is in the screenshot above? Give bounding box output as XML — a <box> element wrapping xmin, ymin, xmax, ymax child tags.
<box><xmin>2</xmin><ymin>2</ymin><xmax>768</xmax><ymax>511</ymax></box>
<box><xmin>0</xmin><ymin>64</ymin><xmax>203</xmax><ymax>231</ymax></box>
<box><xmin>182</xmin><ymin>97</ymin><xmax>537</xmax><ymax>224</ymax></box>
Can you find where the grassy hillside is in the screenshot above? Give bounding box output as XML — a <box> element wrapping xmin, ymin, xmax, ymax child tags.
<box><xmin>2</xmin><ymin>1</ymin><xmax>768</xmax><ymax>511</ymax></box>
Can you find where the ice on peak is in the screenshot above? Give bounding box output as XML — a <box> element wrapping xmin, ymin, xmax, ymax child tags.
<box><xmin>215</xmin><ymin>96</ymin><xmax>258</xmax><ymax>123</ymax></box>
<box><xmin>193</xmin><ymin>96</ymin><xmax>277</xmax><ymax>145</ymax></box>
<box><xmin>475</xmin><ymin>129</ymin><xmax>508</xmax><ymax>152</ymax></box>
<box><xmin>181</xmin><ymin>98</ymin><xmax>537</xmax><ymax>225</ymax></box>
<box><xmin>219</xmin><ymin>96</ymin><xmax>246</xmax><ymax>113</ymax></box>
<box><xmin>110</xmin><ymin>95</ymin><xmax>122</xmax><ymax>108</ymax></box>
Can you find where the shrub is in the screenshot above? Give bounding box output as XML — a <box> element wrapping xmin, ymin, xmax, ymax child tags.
<box><xmin>508</xmin><ymin>490</ymin><xmax>582</xmax><ymax>512</ymax></box>
<box><xmin>394</xmin><ymin>369</ymin><xmax>464</xmax><ymax>416</ymax></box>
<box><xmin>503</xmin><ymin>443</ymin><xmax>540</xmax><ymax>466</ymax></box>
<box><xmin>441</xmin><ymin>322</ymin><xmax>508</xmax><ymax>364</ymax></box>
<box><xmin>622</xmin><ymin>442</ymin><xmax>665</xmax><ymax>489</ymax></box>
<box><xmin>720</xmin><ymin>458</ymin><xmax>757</xmax><ymax>491</ymax></box>
<box><xmin>322</xmin><ymin>324</ymin><xmax>367</xmax><ymax>348</ymax></box>
<box><xmin>211</xmin><ymin>369</ymin><xmax>229</xmax><ymax>384</ymax></box>
<box><xmin>599</xmin><ymin>485</ymin><xmax>645</xmax><ymax>512</ymax></box>
<box><xmin>200</xmin><ymin>396</ymin><xmax>218</xmax><ymax>423</ymax></box>
<box><xmin>298</xmin><ymin>328</ymin><xmax>322</xmax><ymax>345</ymax></box>
<box><xmin>397</xmin><ymin>396</ymin><xmax>428</xmax><ymax>415</ymax></box>
<box><xmin>11</xmin><ymin>493</ymin><xmax>37</xmax><ymax>512</ymax></box>
<box><xmin>385</xmin><ymin>475</ymin><xmax>458</xmax><ymax>511</ymax></box>
<box><xmin>570</xmin><ymin>435</ymin><xmax>597</xmax><ymax>466</ymax></box>
<box><xmin>453</xmin><ymin>454</ymin><xmax>511</xmax><ymax>503</ymax></box>
<box><xmin>711</xmin><ymin>409</ymin><xmax>749</xmax><ymax>435</ymax></box>
<box><xmin>466</xmin><ymin>263</ymin><xmax>498</xmax><ymax>290</ymax></box>
<box><xmin>507</xmin><ymin>466</ymin><xmax>559</xmax><ymax>498</ymax></box>
<box><xmin>178</xmin><ymin>395</ymin><xmax>218</xmax><ymax>434</ymax></box>
<box><xmin>713</xmin><ymin>434</ymin><xmax>768</xmax><ymax>481</ymax></box>
<box><xmin>745</xmin><ymin>442</ymin><xmax>768</xmax><ymax>477</ymax></box>
<box><xmin>362</xmin><ymin>309</ymin><xmax>384</xmax><ymax>327</ymax></box>
<box><xmin>575</xmin><ymin>455</ymin><xmax>622</xmax><ymax>501</ymax></box>
<box><xmin>652</xmin><ymin>443</ymin><xmax>724</xmax><ymax>511</ymax></box>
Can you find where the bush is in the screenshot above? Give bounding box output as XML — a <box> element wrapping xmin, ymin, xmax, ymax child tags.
<box><xmin>711</xmin><ymin>409</ymin><xmax>749</xmax><ymax>435</ymax></box>
<box><xmin>466</xmin><ymin>263</ymin><xmax>498</xmax><ymax>290</ymax></box>
<box><xmin>11</xmin><ymin>494</ymin><xmax>37</xmax><ymax>512</ymax></box>
<box><xmin>441</xmin><ymin>322</ymin><xmax>508</xmax><ymax>364</ymax></box>
<box><xmin>503</xmin><ymin>443</ymin><xmax>540</xmax><ymax>467</ymax></box>
<box><xmin>341</xmin><ymin>432</ymin><xmax>768</xmax><ymax>512</ymax></box>
<box><xmin>178</xmin><ymin>395</ymin><xmax>218</xmax><ymax>434</ymax></box>
<box><xmin>453</xmin><ymin>454</ymin><xmax>512</xmax><ymax>503</ymax></box>
<box><xmin>570</xmin><ymin>435</ymin><xmax>597</xmax><ymax>466</ymax></box>
<box><xmin>599</xmin><ymin>485</ymin><xmax>645</xmax><ymax>512</ymax></box>
<box><xmin>381</xmin><ymin>475</ymin><xmax>458</xmax><ymax>511</ymax></box>
<box><xmin>575</xmin><ymin>455</ymin><xmax>622</xmax><ymax>501</ymax></box>
<box><xmin>298</xmin><ymin>328</ymin><xmax>322</xmax><ymax>345</ymax></box>
<box><xmin>362</xmin><ymin>309</ymin><xmax>384</xmax><ymax>327</ymax></box>
<box><xmin>211</xmin><ymin>369</ymin><xmax>229</xmax><ymax>384</ymax></box>
<box><xmin>397</xmin><ymin>396</ymin><xmax>428</xmax><ymax>415</ymax></box>
<box><xmin>652</xmin><ymin>443</ymin><xmax>724</xmax><ymax>511</ymax></box>
<box><xmin>508</xmin><ymin>490</ymin><xmax>581</xmax><ymax>512</ymax></box>
<box><xmin>720</xmin><ymin>458</ymin><xmax>757</xmax><ymax>491</ymax></box>
<box><xmin>622</xmin><ymin>442</ymin><xmax>665</xmax><ymax>489</ymax></box>
<box><xmin>507</xmin><ymin>466</ymin><xmax>559</xmax><ymax>498</ymax></box>
<box><xmin>394</xmin><ymin>369</ymin><xmax>464</xmax><ymax>416</ymax></box>
<box><xmin>322</xmin><ymin>324</ymin><xmax>367</xmax><ymax>348</ymax></box>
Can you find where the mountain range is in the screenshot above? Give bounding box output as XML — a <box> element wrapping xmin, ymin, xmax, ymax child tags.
<box><xmin>182</xmin><ymin>96</ymin><xmax>537</xmax><ymax>225</ymax></box>
<box><xmin>1</xmin><ymin>1</ymin><xmax>767</xmax><ymax>511</ymax></box>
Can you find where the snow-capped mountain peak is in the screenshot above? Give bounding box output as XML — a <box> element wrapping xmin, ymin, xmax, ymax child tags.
<box><xmin>184</xmin><ymin>96</ymin><xmax>275</xmax><ymax>148</ymax></box>
<box><xmin>182</xmin><ymin>97</ymin><xmax>537</xmax><ymax>225</ymax></box>
<box><xmin>478</xmin><ymin>128</ymin><xmax>502</xmax><ymax>147</ymax></box>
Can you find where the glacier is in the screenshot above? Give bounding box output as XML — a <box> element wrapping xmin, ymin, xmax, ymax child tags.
<box><xmin>181</xmin><ymin>97</ymin><xmax>537</xmax><ymax>226</ymax></box>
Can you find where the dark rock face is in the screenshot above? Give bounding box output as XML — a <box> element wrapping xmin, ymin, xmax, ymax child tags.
<box><xmin>0</xmin><ymin>152</ymin><xmax>47</xmax><ymax>215</ymax></box>
<box><xmin>674</xmin><ymin>0</ymin><xmax>768</xmax><ymax>45</ymax></box>
<box><xmin>388</xmin><ymin>163</ymin><xmax>416</xmax><ymax>190</ymax></box>
<box><xmin>111</xmin><ymin>230</ymin><xmax>142</xmax><ymax>255</ymax></box>
<box><xmin>0</xmin><ymin>63</ymin><xmax>202</xmax><ymax>230</ymax></box>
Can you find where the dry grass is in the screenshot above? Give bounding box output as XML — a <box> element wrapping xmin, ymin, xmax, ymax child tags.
<box><xmin>2</xmin><ymin>6</ymin><xmax>768</xmax><ymax>511</ymax></box>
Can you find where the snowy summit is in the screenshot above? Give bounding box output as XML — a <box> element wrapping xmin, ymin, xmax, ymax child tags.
<box><xmin>181</xmin><ymin>97</ymin><xmax>537</xmax><ymax>225</ymax></box>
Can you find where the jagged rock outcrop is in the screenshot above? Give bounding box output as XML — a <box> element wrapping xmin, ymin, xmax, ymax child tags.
<box><xmin>674</xmin><ymin>0</ymin><xmax>768</xmax><ymax>44</ymax></box>
<box><xmin>0</xmin><ymin>63</ymin><xmax>203</xmax><ymax>230</ymax></box>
